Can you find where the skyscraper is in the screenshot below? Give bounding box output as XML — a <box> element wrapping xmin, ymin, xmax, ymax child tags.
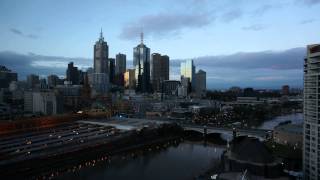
<box><xmin>303</xmin><ymin>44</ymin><xmax>320</xmax><ymax>180</ymax></box>
<box><xmin>89</xmin><ymin>29</ymin><xmax>110</xmax><ymax>96</ymax></box>
<box><xmin>66</xmin><ymin>62</ymin><xmax>79</xmax><ymax>85</ymax></box>
<box><xmin>195</xmin><ymin>69</ymin><xmax>206</xmax><ymax>98</ymax></box>
<box><xmin>94</xmin><ymin>29</ymin><xmax>109</xmax><ymax>74</ymax></box>
<box><xmin>27</xmin><ymin>74</ymin><xmax>39</xmax><ymax>89</ymax></box>
<box><xmin>180</xmin><ymin>59</ymin><xmax>195</xmax><ymax>91</ymax></box>
<box><xmin>133</xmin><ymin>32</ymin><xmax>151</xmax><ymax>93</ymax></box>
<box><xmin>151</xmin><ymin>53</ymin><xmax>169</xmax><ymax>92</ymax></box>
<box><xmin>108</xmin><ymin>58</ymin><xmax>115</xmax><ymax>84</ymax></box>
<box><xmin>115</xmin><ymin>53</ymin><xmax>126</xmax><ymax>75</ymax></box>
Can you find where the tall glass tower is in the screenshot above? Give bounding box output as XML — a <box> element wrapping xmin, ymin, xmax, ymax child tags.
<box><xmin>133</xmin><ymin>32</ymin><xmax>151</xmax><ymax>93</ymax></box>
<box><xmin>180</xmin><ymin>59</ymin><xmax>195</xmax><ymax>91</ymax></box>
<box><xmin>303</xmin><ymin>44</ymin><xmax>320</xmax><ymax>180</ymax></box>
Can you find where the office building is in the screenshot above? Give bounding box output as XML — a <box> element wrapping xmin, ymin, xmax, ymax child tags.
<box><xmin>94</xmin><ymin>29</ymin><xmax>109</xmax><ymax>74</ymax></box>
<box><xmin>282</xmin><ymin>85</ymin><xmax>290</xmax><ymax>95</ymax></box>
<box><xmin>151</xmin><ymin>53</ymin><xmax>169</xmax><ymax>92</ymax></box>
<box><xmin>194</xmin><ymin>69</ymin><xmax>206</xmax><ymax>98</ymax></box>
<box><xmin>115</xmin><ymin>53</ymin><xmax>126</xmax><ymax>75</ymax></box>
<box><xmin>0</xmin><ymin>66</ymin><xmax>17</xmax><ymax>89</ymax></box>
<box><xmin>90</xmin><ymin>29</ymin><xmax>109</xmax><ymax>95</ymax></box>
<box><xmin>27</xmin><ymin>74</ymin><xmax>40</xmax><ymax>89</ymax></box>
<box><xmin>180</xmin><ymin>59</ymin><xmax>195</xmax><ymax>91</ymax></box>
<box><xmin>24</xmin><ymin>91</ymin><xmax>63</xmax><ymax>115</ymax></box>
<box><xmin>124</xmin><ymin>69</ymin><xmax>135</xmax><ymax>89</ymax></box>
<box><xmin>66</xmin><ymin>62</ymin><xmax>79</xmax><ymax>85</ymax></box>
<box><xmin>133</xmin><ymin>32</ymin><xmax>151</xmax><ymax>93</ymax></box>
<box><xmin>109</xmin><ymin>58</ymin><xmax>115</xmax><ymax>84</ymax></box>
<box><xmin>162</xmin><ymin>80</ymin><xmax>180</xmax><ymax>95</ymax></box>
<box><xmin>303</xmin><ymin>44</ymin><xmax>320</xmax><ymax>180</ymax></box>
<box><xmin>47</xmin><ymin>75</ymin><xmax>60</xmax><ymax>88</ymax></box>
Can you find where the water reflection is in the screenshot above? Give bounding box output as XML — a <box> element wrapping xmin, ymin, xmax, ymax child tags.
<box><xmin>57</xmin><ymin>142</ymin><xmax>225</xmax><ymax>180</ymax></box>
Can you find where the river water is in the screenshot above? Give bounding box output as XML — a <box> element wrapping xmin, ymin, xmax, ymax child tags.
<box><xmin>56</xmin><ymin>113</ymin><xmax>302</xmax><ymax>180</ymax></box>
<box><xmin>58</xmin><ymin>142</ymin><xmax>225</xmax><ymax>180</ymax></box>
<box><xmin>258</xmin><ymin>113</ymin><xmax>303</xmax><ymax>130</ymax></box>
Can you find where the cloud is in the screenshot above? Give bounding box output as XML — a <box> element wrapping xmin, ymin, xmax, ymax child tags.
<box><xmin>119</xmin><ymin>12</ymin><xmax>213</xmax><ymax>40</ymax></box>
<box><xmin>299</xmin><ymin>19</ymin><xmax>316</xmax><ymax>24</ymax></box>
<box><xmin>0</xmin><ymin>47</ymin><xmax>305</xmax><ymax>89</ymax></box>
<box><xmin>9</xmin><ymin>28</ymin><xmax>39</xmax><ymax>39</ymax></box>
<box><xmin>252</xmin><ymin>4</ymin><xmax>274</xmax><ymax>16</ymax></box>
<box><xmin>299</xmin><ymin>0</ymin><xmax>320</xmax><ymax>5</ymax></box>
<box><xmin>242</xmin><ymin>24</ymin><xmax>266</xmax><ymax>31</ymax></box>
<box><xmin>0</xmin><ymin>51</ymin><xmax>91</xmax><ymax>79</ymax></box>
<box><xmin>220</xmin><ymin>9</ymin><xmax>243</xmax><ymax>23</ymax></box>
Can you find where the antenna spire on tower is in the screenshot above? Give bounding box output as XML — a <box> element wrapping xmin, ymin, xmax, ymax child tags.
<box><xmin>140</xmin><ymin>31</ymin><xmax>144</xmax><ymax>44</ymax></box>
<box><xmin>100</xmin><ymin>27</ymin><xmax>103</xmax><ymax>40</ymax></box>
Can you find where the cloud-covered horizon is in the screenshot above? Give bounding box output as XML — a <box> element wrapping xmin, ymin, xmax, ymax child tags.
<box><xmin>0</xmin><ymin>47</ymin><xmax>305</xmax><ymax>89</ymax></box>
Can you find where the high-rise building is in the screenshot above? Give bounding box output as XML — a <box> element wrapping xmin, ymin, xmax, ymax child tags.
<box><xmin>89</xmin><ymin>29</ymin><xmax>110</xmax><ymax>96</ymax></box>
<box><xmin>303</xmin><ymin>44</ymin><xmax>320</xmax><ymax>180</ymax></box>
<box><xmin>194</xmin><ymin>69</ymin><xmax>206</xmax><ymax>98</ymax></box>
<box><xmin>282</xmin><ymin>85</ymin><xmax>290</xmax><ymax>95</ymax></box>
<box><xmin>94</xmin><ymin>29</ymin><xmax>109</xmax><ymax>74</ymax></box>
<box><xmin>0</xmin><ymin>66</ymin><xmax>17</xmax><ymax>89</ymax></box>
<box><xmin>66</xmin><ymin>62</ymin><xmax>79</xmax><ymax>85</ymax></box>
<box><xmin>180</xmin><ymin>59</ymin><xmax>195</xmax><ymax>91</ymax></box>
<box><xmin>115</xmin><ymin>53</ymin><xmax>126</xmax><ymax>75</ymax></box>
<box><xmin>27</xmin><ymin>74</ymin><xmax>39</xmax><ymax>89</ymax></box>
<box><xmin>151</xmin><ymin>53</ymin><xmax>169</xmax><ymax>92</ymax></box>
<box><xmin>109</xmin><ymin>58</ymin><xmax>115</xmax><ymax>84</ymax></box>
<box><xmin>47</xmin><ymin>75</ymin><xmax>60</xmax><ymax>88</ymax></box>
<box><xmin>124</xmin><ymin>69</ymin><xmax>136</xmax><ymax>89</ymax></box>
<box><xmin>133</xmin><ymin>32</ymin><xmax>151</xmax><ymax>93</ymax></box>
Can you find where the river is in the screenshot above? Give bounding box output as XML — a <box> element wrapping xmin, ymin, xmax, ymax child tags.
<box><xmin>258</xmin><ymin>113</ymin><xmax>303</xmax><ymax>130</ymax></box>
<box><xmin>57</xmin><ymin>142</ymin><xmax>225</xmax><ymax>180</ymax></box>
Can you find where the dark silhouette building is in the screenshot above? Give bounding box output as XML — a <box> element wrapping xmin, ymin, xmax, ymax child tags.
<box><xmin>133</xmin><ymin>32</ymin><xmax>151</xmax><ymax>93</ymax></box>
<box><xmin>66</xmin><ymin>62</ymin><xmax>79</xmax><ymax>85</ymax></box>
<box><xmin>151</xmin><ymin>53</ymin><xmax>169</xmax><ymax>92</ymax></box>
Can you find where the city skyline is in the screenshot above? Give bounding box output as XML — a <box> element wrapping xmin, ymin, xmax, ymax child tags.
<box><xmin>1</xmin><ymin>0</ymin><xmax>319</xmax><ymax>88</ymax></box>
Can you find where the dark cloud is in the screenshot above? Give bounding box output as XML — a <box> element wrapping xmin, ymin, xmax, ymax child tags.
<box><xmin>190</xmin><ymin>47</ymin><xmax>305</xmax><ymax>70</ymax></box>
<box><xmin>220</xmin><ymin>9</ymin><xmax>243</xmax><ymax>23</ymax></box>
<box><xmin>119</xmin><ymin>12</ymin><xmax>213</xmax><ymax>40</ymax></box>
<box><xmin>0</xmin><ymin>47</ymin><xmax>305</xmax><ymax>88</ymax></box>
<box><xmin>9</xmin><ymin>28</ymin><xmax>39</xmax><ymax>39</ymax></box>
<box><xmin>242</xmin><ymin>24</ymin><xmax>266</xmax><ymax>31</ymax></box>
<box><xmin>0</xmin><ymin>51</ymin><xmax>90</xmax><ymax>79</ymax></box>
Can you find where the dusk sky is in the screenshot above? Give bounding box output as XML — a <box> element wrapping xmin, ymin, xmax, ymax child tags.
<box><xmin>1</xmin><ymin>0</ymin><xmax>320</xmax><ymax>89</ymax></box>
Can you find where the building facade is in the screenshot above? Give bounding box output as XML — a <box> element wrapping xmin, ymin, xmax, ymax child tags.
<box><xmin>90</xmin><ymin>30</ymin><xmax>109</xmax><ymax>95</ymax></box>
<box><xmin>94</xmin><ymin>29</ymin><xmax>109</xmax><ymax>74</ymax></box>
<box><xmin>151</xmin><ymin>53</ymin><xmax>169</xmax><ymax>92</ymax></box>
<box><xmin>124</xmin><ymin>69</ymin><xmax>136</xmax><ymax>89</ymax></box>
<box><xmin>27</xmin><ymin>74</ymin><xmax>40</xmax><ymax>89</ymax></box>
<box><xmin>180</xmin><ymin>59</ymin><xmax>195</xmax><ymax>91</ymax></box>
<box><xmin>195</xmin><ymin>69</ymin><xmax>206</xmax><ymax>98</ymax></box>
<box><xmin>133</xmin><ymin>33</ymin><xmax>151</xmax><ymax>93</ymax></box>
<box><xmin>0</xmin><ymin>66</ymin><xmax>17</xmax><ymax>89</ymax></box>
<box><xmin>115</xmin><ymin>53</ymin><xmax>126</xmax><ymax>75</ymax></box>
<box><xmin>303</xmin><ymin>44</ymin><xmax>320</xmax><ymax>180</ymax></box>
<box><xmin>66</xmin><ymin>62</ymin><xmax>79</xmax><ymax>85</ymax></box>
<box><xmin>108</xmin><ymin>58</ymin><xmax>115</xmax><ymax>84</ymax></box>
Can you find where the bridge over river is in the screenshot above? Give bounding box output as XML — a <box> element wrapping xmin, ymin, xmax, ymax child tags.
<box><xmin>182</xmin><ymin>124</ymin><xmax>272</xmax><ymax>140</ymax></box>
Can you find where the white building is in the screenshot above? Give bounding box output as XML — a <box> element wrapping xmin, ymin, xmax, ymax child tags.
<box><xmin>303</xmin><ymin>44</ymin><xmax>320</xmax><ymax>180</ymax></box>
<box><xmin>24</xmin><ymin>91</ymin><xmax>63</xmax><ymax>115</ymax></box>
